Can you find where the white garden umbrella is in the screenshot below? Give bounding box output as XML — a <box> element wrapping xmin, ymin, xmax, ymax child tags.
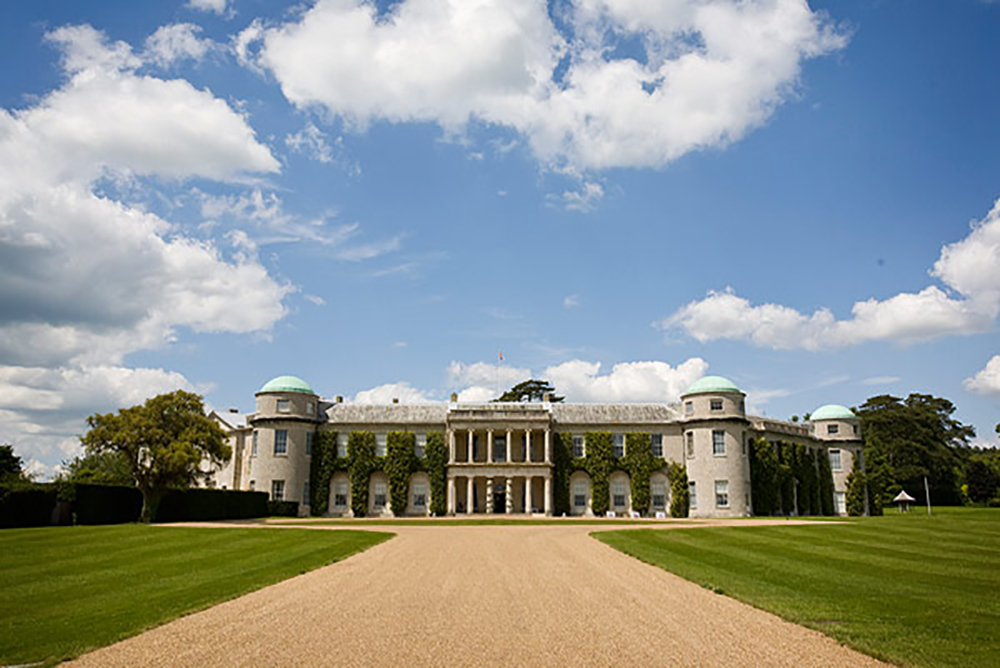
<box><xmin>893</xmin><ymin>490</ymin><xmax>916</xmax><ymax>512</ymax></box>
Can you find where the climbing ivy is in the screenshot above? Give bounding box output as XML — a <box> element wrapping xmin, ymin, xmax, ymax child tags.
<box><xmin>667</xmin><ymin>461</ymin><xmax>689</xmax><ymax>518</ymax></box>
<box><xmin>749</xmin><ymin>437</ymin><xmax>780</xmax><ymax>516</ymax></box>
<box><xmin>623</xmin><ymin>433</ymin><xmax>656</xmax><ymax>515</ymax></box>
<box><xmin>583</xmin><ymin>432</ymin><xmax>614</xmax><ymax>516</ymax></box>
<box><xmin>309</xmin><ymin>431</ymin><xmax>338</xmax><ymax>516</ymax></box>
<box><xmin>551</xmin><ymin>432</ymin><xmax>573</xmax><ymax>516</ymax></box>
<box><xmin>385</xmin><ymin>431</ymin><xmax>417</xmax><ymax>515</ymax></box>
<box><xmin>846</xmin><ymin>458</ymin><xmax>867</xmax><ymax>516</ymax></box>
<box><xmin>817</xmin><ymin>448</ymin><xmax>835</xmax><ymax>516</ymax></box>
<box><xmin>424</xmin><ymin>432</ymin><xmax>447</xmax><ymax>516</ymax></box>
<box><xmin>751</xmin><ymin>439</ymin><xmax>836</xmax><ymax>517</ymax></box>
<box><xmin>347</xmin><ymin>431</ymin><xmax>378</xmax><ymax>517</ymax></box>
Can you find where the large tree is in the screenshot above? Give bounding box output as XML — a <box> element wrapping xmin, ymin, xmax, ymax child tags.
<box><xmin>81</xmin><ymin>391</ymin><xmax>230</xmax><ymax>522</ymax></box>
<box><xmin>61</xmin><ymin>450</ymin><xmax>134</xmax><ymax>486</ymax></box>
<box><xmin>495</xmin><ymin>379</ymin><xmax>564</xmax><ymax>403</ymax></box>
<box><xmin>0</xmin><ymin>444</ymin><xmax>29</xmax><ymax>484</ymax></box>
<box><xmin>856</xmin><ymin>393</ymin><xmax>974</xmax><ymax>506</ymax></box>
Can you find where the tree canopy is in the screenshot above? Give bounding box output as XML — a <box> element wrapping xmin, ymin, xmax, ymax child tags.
<box><xmin>81</xmin><ymin>390</ymin><xmax>230</xmax><ymax>522</ymax></box>
<box><xmin>61</xmin><ymin>450</ymin><xmax>134</xmax><ymax>486</ymax></box>
<box><xmin>0</xmin><ymin>444</ymin><xmax>29</xmax><ymax>484</ymax></box>
<box><xmin>856</xmin><ymin>393</ymin><xmax>974</xmax><ymax>506</ymax></box>
<box><xmin>495</xmin><ymin>379</ymin><xmax>564</xmax><ymax>403</ymax></box>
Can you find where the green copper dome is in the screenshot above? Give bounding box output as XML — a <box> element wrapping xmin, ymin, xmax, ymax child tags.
<box><xmin>810</xmin><ymin>404</ymin><xmax>855</xmax><ymax>421</ymax></box>
<box><xmin>258</xmin><ymin>375</ymin><xmax>316</xmax><ymax>395</ymax></box>
<box><xmin>682</xmin><ymin>375</ymin><xmax>742</xmax><ymax>396</ymax></box>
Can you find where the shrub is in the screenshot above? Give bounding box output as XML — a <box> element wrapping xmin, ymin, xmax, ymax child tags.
<box><xmin>584</xmin><ymin>432</ymin><xmax>614</xmax><ymax>516</ymax></box>
<box><xmin>267</xmin><ymin>500</ymin><xmax>300</xmax><ymax>517</ymax></box>
<box><xmin>309</xmin><ymin>431</ymin><xmax>342</xmax><ymax>516</ymax></box>
<box><xmin>667</xmin><ymin>462</ymin><xmax>689</xmax><ymax>518</ymax></box>
<box><xmin>551</xmin><ymin>433</ymin><xmax>573</xmax><ymax>516</ymax></box>
<box><xmin>624</xmin><ymin>433</ymin><xmax>655</xmax><ymax>515</ymax></box>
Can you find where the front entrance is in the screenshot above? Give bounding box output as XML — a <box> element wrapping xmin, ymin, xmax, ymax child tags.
<box><xmin>493</xmin><ymin>486</ymin><xmax>506</xmax><ymax>514</ymax></box>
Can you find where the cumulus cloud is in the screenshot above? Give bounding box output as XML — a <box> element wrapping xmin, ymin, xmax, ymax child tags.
<box><xmin>144</xmin><ymin>23</ymin><xmax>215</xmax><ymax>68</ymax></box>
<box><xmin>563</xmin><ymin>294</ymin><xmax>580</xmax><ymax>309</ymax></box>
<box><xmin>250</xmin><ymin>0</ymin><xmax>845</xmax><ymax>171</ymax></box>
<box><xmin>187</xmin><ymin>0</ymin><xmax>230</xmax><ymax>16</ymax></box>
<box><xmin>0</xmin><ymin>25</ymin><xmax>286</xmax><ymax>475</ymax></box>
<box><xmin>354</xmin><ymin>382</ymin><xmax>435</xmax><ymax>404</ymax></box>
<box><xmin>964</xmin><ymin>356</ymin><xmax>1000</xmax><ymax>396</ymax></box>
<box><xmin>661</xmin><ymin>200</ymin><xmax>1000</xmax><ymax>349</ymax></box>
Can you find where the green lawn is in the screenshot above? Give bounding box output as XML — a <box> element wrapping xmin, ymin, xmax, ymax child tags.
<box><xmin>595</xmin><ymin>507</ymin><xmax>1000</xmax><ymax>668</ymax></box>
<box><xmin>0</xmin><ymin>524</ymin><xmax>391</xmax><ymax>666</ymax></box>
<box><xmin>269</xmin><ymin>517</ymin><xmax>686</xmax><ymax>526</ymax></box>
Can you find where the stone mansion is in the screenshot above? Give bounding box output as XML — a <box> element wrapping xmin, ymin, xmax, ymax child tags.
<box><xmin>209</xmin><ymin>375</ymin><xmax>863</xmax><ymax>519</ymax></box>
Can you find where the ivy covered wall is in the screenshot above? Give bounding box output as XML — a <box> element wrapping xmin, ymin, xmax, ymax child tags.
<box><xmin>748</xmin><ymin>437</ymin><xmax>836</xmax><ymax>517</ymax></box>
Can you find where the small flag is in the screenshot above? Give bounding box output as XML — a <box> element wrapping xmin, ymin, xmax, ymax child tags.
<box><xmin>498</xmin><ymin>350</ymin><xmax>504</xmax><ymax>362</ymax></box>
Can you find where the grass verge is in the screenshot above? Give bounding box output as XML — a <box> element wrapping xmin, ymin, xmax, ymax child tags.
<box><xmin>0</xmin><ymin>524</ymin><xmax>391</xmax><ymax>666</ymax></box>
<box><xmin>595</xmin><ymin>507</ymin><xmax>1000</xmax><ymax>668</ymax></box>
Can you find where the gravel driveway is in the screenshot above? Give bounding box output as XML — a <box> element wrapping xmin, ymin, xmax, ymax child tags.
<box><xmin>69</xmin><ymin>521</ymin><xmax>886</xmax><ymax>667</ymax></box>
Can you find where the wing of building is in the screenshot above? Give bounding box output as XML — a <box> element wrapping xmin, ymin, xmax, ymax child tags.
<box><xmin>207</xmin><ymin>374</ymin><xmax>864</xmax><ymax>518</ymax></box>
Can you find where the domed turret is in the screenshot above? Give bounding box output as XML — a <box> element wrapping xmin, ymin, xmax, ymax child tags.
<box><xmin>255</xmin><ymin>375</ymin><xmax>319</xmax><ymax>419</ymax></box>
<box><xmin>681</xmin><ymin>375</ymin><xmax>745</xmax><ymax>420</ymax></box>
<box><xmin>810</xmin><ymin>404</ymin><xmax>860</xmax><ymax>442</ymax></box>
<box><xmin>259</xmin><ymin>375</ymin><xmax>316</xmax><ymax>395</ymax></box>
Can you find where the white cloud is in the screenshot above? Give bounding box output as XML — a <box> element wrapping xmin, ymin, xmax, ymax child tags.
<box><xmin>661</xmin><ymin>200</ymin><xmax>1000</xmax><ymax>349</ymax></box>
<box><xmin>964</xmin><ymin>356</ymin><xmax>1000</xmax><ymax>396</ymax></box>
<box><xmin>187</xmin><ymin>0</ymin><xmax>229</xmax><ymax>16</ymax></box>
<box><xmin>744</xmin><ymin>387</ymin><xmax>790</xmax><ymax>414</ymax></box>
<box><xmin>144</xmin><ymin>23</ymin><xmax>215</xmax><ymax>68</ymax></box>
<box><xmin>552</xmin><ymin>180</ymin><xmax>604</xmax><ymax>213</ymax></box>
<box><xmin>545</xmin><ymin>358</ymin><xmax>708</xmax><ymax>403</ymax></box>
<box><xmin>563</xmin><ymin>294</ymin><xmax>580</xmax><ymax>309</ymax></box>
<box><xmin>353</xmin><ymin>382</ymin><xmax>435</xmax><ymax>404</ymax></box>
<box><xmin>447</xmin><ymin>360</ymin><xmax>531</xmax><ymax>391</ymax></box>
<box><xmin>862</xmin><ymin>376</ymin><xmax>901</xmax><ymax>386</ymax></box>
<box><xmin>251</xmin><ymin>0</ymin><xmax>845</xmax><ymax>172</ymax></box>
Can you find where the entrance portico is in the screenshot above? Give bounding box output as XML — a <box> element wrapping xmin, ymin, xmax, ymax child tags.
<box><xmin>447</xmin><ymin>466</ymin><xmax>552</xmax><ymax>515</ymax></box>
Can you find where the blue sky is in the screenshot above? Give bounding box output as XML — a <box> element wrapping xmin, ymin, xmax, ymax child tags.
<box><xmin>1</xmin><ymin>0</ymin><xmax>998</xmax><ymax>478</ymax></box>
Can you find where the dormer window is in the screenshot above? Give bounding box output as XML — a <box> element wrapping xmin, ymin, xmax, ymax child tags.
<box><xmin>710</xmin><ymin>399</ymin><xmax>723</xmax><ymax>411</ymax></box>
<box><xmin>276</xmin><ymin>399</ymin><xmax>291</xmax><ymax>413</ymax></box>
<box><xmin>684</xmin><ymin>401</ymin><xmax>693</xmax><ymax>415</ymax></box>
<box><xmin>306</xmin><ymin>403</ymin><xmax>314</xmax><ymax>415</ymax></box>
<box><xmin>827</xmin><ymin>424</ymin><xmax>839</xmax><ymax>435</ymax></box>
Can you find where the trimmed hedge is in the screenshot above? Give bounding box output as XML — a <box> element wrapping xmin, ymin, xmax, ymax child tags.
<box><xmin>73</xmin><ymin>484</ymin><xmax>143</xmax><ymax>525</ymax></box>
<box><xmin>0</xmin><ymin>485</ymin><xmax>58</xmax><ymax>528</ymax></box>
<box><xmin>155</xmin><ymin>488</ymin><xmax>269</xmax><ymax>523</ymax></box>
<box><xmin>267</xmin><ymin>500</ymin><xmax>300</xmax><ymax>517</ymax></box>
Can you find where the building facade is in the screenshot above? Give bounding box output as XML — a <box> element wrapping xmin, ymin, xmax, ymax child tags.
<box><xmin>209</xmin><ymin>375</ymin><xmax>864</xmax><ymax>518</ymax></box>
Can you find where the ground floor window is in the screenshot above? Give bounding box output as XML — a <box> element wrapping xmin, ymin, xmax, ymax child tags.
<box><xmin>271</xmin><ymin>479</ymin><xmax>285</xmax><ymax>501</ymax></box>
<box><xmin>612</xmin><ymin>481</ymin><xmax>627</xmax><ymax>509</ymax></box>
<box><xmin>835</xmin><ymin>491</ymin><xmax>846</xmax><ymax>515</ymax></box>
<box><xmin>302</xmin><ymin>481</ymin><xmax>310</xmax><ymax>506</ymax></box>
<box><xmin>413</xmin><ymin>482</ymin><xmax>427</xmax><ymax>508</ymax></box>
<box><xmin>715</xmin><ymin>480</ymin><xmax>729</xmax><ymax>508</ymax></box>
<box><xmin>573</xmin><ymin>481</ymin><xmax>587</xmax><ymax>508</ymax></box>
<box><xmin>334</xmin><ymin>482</ymin><xmax>348</xmax><ymax>508</ymax></box>
<box><xmin>689</xmin><ymin>481</ymin><xmax>697</xmax><ymax>509</ymax></box>
<box><xmin>374</xmin><ymin>481</ymin><xmax>387</xmax><ymax>508</ymax></box>
<box><xmin>652</xmin><ymin>482</ymin><xmax>666</xmax><ymax>510</ymax></box>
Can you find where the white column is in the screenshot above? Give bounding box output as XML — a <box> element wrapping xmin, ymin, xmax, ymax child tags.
<box><xmin>505</xmin><ymin>477</ymin><xmax>513</xmax><ymax>514</ymax></box>
<box><xmin>467</xmin><ymin>477</ymin><xmax>475</xmax><ymax>514</ymax></box>
<box><xmin>448</xmin><ymin>429</ymin><xmax>456</xmax><ymax>464</ymax></box>
<box><xmin>487</xmin><ymin>428</ymin><xmax>494</xmax><ymax>464</ymax></box>
<box><xmin>525</xmin><ymin>476</ymin><xmax>533</xmax><ymax>515</ymax></box>
<box><xmin>447</xmin><ymin>477</ymin><xmax>456</xmax><ymax>514</ymax></box>
<box><xmin>486</xmin><ymin>478</ymin><xmax>494</xmax><ymax>513</ymax></box>
<box><xmin>467</xmin><ymin>430</ymin><xmax>474</xmax><ymax>462</ymax></box>
<box><xmin>544</xmin><ymin>476</ymin><xmax>552</xmax><ymax>516</ymax></box>
<box><xmin>525</xmin><ymin>430</ymin><xmax>532</xmax><ymax>463</ymax></box>
<box><xmin>544</xmin><ymin>428</ymin><xmax>551</xmax><ymax>464</ymax></box>
<box><xmin>505</xmin><ymin>429</ymin><xmax>512</xmax><ymax>463</ymax></box>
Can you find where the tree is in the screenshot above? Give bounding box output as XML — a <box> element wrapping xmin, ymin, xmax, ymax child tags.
<box><xmin>856</xmin><ymin>393</ymin><xmax>974</xmax><ymax>506</ymax></box>
<box><xmin>81</xmin><ymin>391</ymin><xmax>230</xmax><ymax>522</ymax></box>
<box><xmin>495</xmin><ymin>379</ymin><xmax>564</xmax><ymax>403</ymax></box>
<box><xmin>0</xmin><ymin>444</ymin><xmax>29</xmax><ymax>484</ymax></box>
<box><xmin>61</xmin><ymin>450</ymin><xmax>133</xmax><ymax>486</ymax></box>
<box><xmin>965</xmin><ymin>459</ymin><xmax>999</xmax><ymax>504</ymax></box>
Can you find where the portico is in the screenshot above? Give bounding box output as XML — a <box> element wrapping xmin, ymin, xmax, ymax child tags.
<box><xmin>446</xmin><ymin>466</ymin><xmax>552</xmax><ymax>515</ymax></box>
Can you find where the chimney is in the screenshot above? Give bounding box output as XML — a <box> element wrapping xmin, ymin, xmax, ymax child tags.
<box><xmin>450</xmin><ymin>392</ymin><xmax>458</xmax><ymax>403</ymax></box>
<box><xmin>335</xmin><ymin>395</ymin><xmax>343</xmax><ymax>404</ymax></box>
<box><xmin>392</xmin><ymin>398</ymin><xmax>399</xmax><ymax>404</ymax></box>
<box><xmin>228</xmin><ymin>408</ymin><xmax>239</xmax><ymax>413</ymax></box>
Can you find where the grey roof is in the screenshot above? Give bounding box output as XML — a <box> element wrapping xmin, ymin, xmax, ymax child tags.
<box><xmin>551</xmin><ymin>403</ymin><xmax>680</xmax><ymax>424</ymax></box>
<box><xmin>324</xmin><ymin>403</ymin><xmax>449</xmax><ymax>424</ymax></box>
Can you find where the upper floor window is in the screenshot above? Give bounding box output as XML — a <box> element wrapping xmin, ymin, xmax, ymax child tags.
<box><xmin>710</xmin><ymin>399</ymin><xmax>723</xmax><ymax>412</ymax></box>
<box><xmin>712</xmin><ymin>430</ymin><xmax>726</xmax><ymax>456</ymax></box>
<box><xmin>415</xmin><ymin>433</ymin><xmax>427</xmax><ymax>458</ymax></box>
<box><xmin>853</xmin><ymin>424</ymin><xmax>859</xmax><ymax>435</ymax></box>
<box><xmin>252</xmin><ymin>430</ymin><xmax>258</xmax><ymax>456</ymax></box>
<box><xmin>306</xmin><ymin>403</ymin><xmax>314</xmax><ymax>416</ymax></box>
<box><xmin>305</xmin><ymin>432</ymin><xmax>314</xmax><ymax>456</ymax></box>
<box><xmin>827</xmin><ymin>424</ymin><xmax>840</xmax><ymax>435</ymax></box>
<box><xmin>684</xmin><ymin>401</ymin><xmax>693</xmax><ymax>415</ymax></box>
<box><xmin>276</xmin><ymin>398</ymin><xmax>291</xmax><ymax>413</ymax></box>
<box><xmin>336</xmin><ymin>433</ymin><xmax>348</xmax><ymax>458</ymax></box>
<box><xmin>573</xmin><ymin>435</ymin><xmax>585</xmax><ymax>458</ymax></box>
<box><xmin>829</xmin><ymin>449</ymin><xmax>842</xmax><ymax>471</ymax></box>
<box><xmin>271</xmin><ymin>479</ymin><xmax>285</xmax><ymax>501</ymax></box>
<box><xmin>651</xmin><ymin>434</ymin><xmax>663</xmax><ymax>458</ymax></box>
<box><xmin>686</xmin><ymin>432</ymin><xmax>694</xmax><ymax>458</ymax></box>
<box><xmin>274</xmin><ymin>430</ymin><xmax>288</xmax><ymax>455</ymax></box>
<box><xmin>413</xmin><ymin>483</ymin><xmax>427</xmax><ymax>508</ymax></box>
<box><xmin>376</xmin><ymin>433</ymin><xmax>387</xmax><ymax>457</ymax></box>
<box><xmin>738</xmin><ymin>399</ymin><xmax>745</xmax><ymax>412</ymax></box>
<box><xmin>715</xmin><ymin>480</ymin><xmax>729</xmax><ymax>508</ymax></box>
<box><xmin>493</xmin><ymin>434</ymin><xmax>506</xmax><ymax>462</ymax></box>
<box><xmin>613</xmin><ymin>434</ymin><xmax>625</xmax><ymax>458</ymax></box>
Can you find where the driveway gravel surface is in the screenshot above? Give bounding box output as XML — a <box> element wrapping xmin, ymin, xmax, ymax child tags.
<box><xmin>69</xmin><ymin>520</ymin><xmax>887</xmax><ymax>667</ymax></box>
